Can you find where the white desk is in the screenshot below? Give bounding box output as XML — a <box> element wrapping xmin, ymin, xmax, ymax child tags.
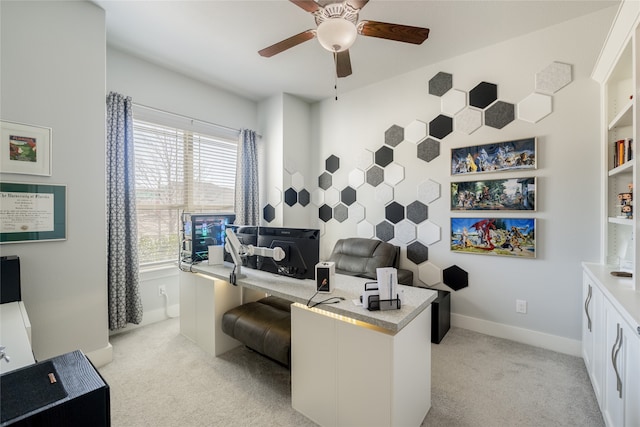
<box><xmin>179</xmin><ymin>262</ymin><xmax>437</xmax><ymax>426</ymax></box>
<box><xmin>0</xmin><ymin>301</ymin><xmax>35</xmax><ymax>374</ymax></box>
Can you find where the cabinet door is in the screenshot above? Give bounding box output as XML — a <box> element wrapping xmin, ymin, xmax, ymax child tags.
<box><xmin>602</xmin><ymin>300</ymin><xmax>640</xmax><ymax>427</ymax></box>
<box><xmin>582</xmin><ymin>274</ymin><xmax>604</xmax><ymax>402</ymax></box>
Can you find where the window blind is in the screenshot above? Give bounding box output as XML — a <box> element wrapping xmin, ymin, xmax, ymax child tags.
<box><xmin>132</xmin><ymin>111</ymin><xmax>238</xmax><ymax>266</ymax></box>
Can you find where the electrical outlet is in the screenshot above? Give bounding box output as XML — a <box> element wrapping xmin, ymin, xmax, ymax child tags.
<box><xmin>158</xmin><ymin>285</ymin><xmax>166</xmax><ymax>296</ymax></box>
<box><xmin>516</xmin><ymin>299</ymin><xmax>527</xmax><ymax>314</ymax></box>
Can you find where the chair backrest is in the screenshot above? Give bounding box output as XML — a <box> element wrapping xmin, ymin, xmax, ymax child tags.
<box><xmin>328</xmin><ymin>238</ymin><xmax>399</xmax><ymax>279</ymax></box>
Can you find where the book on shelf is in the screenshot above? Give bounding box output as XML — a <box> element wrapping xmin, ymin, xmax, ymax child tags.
<box><xmin>613</xmin><ymin>138</ymin><xmax>634</xmax><ymax>168</ymax></box>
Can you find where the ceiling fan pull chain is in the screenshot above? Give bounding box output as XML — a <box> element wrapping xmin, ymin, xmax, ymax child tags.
<box><xmin>334</xmin><ymin>53</ymin><xmax>339</xmax><ymax>100</ymax></box>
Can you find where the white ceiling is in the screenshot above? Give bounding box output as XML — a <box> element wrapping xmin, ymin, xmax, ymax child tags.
<box><xmin>93</xmin><ymin>0</ymin><xmax>619</xmax><ymax>102</ymax></box>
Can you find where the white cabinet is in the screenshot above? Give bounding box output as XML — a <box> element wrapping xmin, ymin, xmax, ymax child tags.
<box><xmin>582</xmin><ymin>265</ymin><xmax>640</xmax><ymax>427</ymax></box>
<box><xmin>582</xmin><ymin>273</ymin><xmax>604</xmax><ymax>400</ymax></box>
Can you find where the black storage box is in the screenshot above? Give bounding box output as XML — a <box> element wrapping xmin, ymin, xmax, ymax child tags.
<box><xmin>431</xmin><ymin>290</ymin><xmax>451</xmax><ymax>344</ymax></box>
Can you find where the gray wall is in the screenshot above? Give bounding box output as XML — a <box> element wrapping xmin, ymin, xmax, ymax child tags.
<box><xmin>1</xmin><ymin>1</ymin><xmax>109</xmax><ymax>363</ymax></box>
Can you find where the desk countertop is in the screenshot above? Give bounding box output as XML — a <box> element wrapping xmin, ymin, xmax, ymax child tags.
<box><xmin>186</xmin><ymin>262</ymin><xmax>437</xmax><ymax>333</ymax></box>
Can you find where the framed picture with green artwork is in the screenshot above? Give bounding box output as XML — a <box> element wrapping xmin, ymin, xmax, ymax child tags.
<box><xmin>1</xmin><ymin>120</ymin><xmax>52</xmax><ymax>176</ymax></box>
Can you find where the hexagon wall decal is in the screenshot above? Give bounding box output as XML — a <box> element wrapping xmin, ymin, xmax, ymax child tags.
<box><xmin>318</xmin><ymin>172</ymin><xmax>332</xmax><ymax>190</ymax></box>
<box><xmin>385</xmin><ymin>201</ymin><xmax>405</xmax><ymax>224</ymax></box>
<box><xmin>356</xmin><ymin>149</ymin><xmax>374</xmax><ymax>170</ymax></box>
<box><xmin>341</xmin><ymin>186</ymin><xmax>357</xmax><ymax>206</ymax></box>
<box><xmin>298</xmin><ymin>189</ymin><xmax>310</xmax><ymax>207</ymax></box>
<box><xmin>334</xmin><ymin>203</ymin><xmax>348</xmax><ymax>223</ymax></box>
<box><xmin>418</xmin><ymin>262</ymin><xmax>442</xmax><ymax>287</ymax></box>
<box><xmin>535</xmin><ymin>62</ymin><xmax>572</xmax><ymax>94</ymax></box>
<box><xmin>325</xmin><ymin>155</ymin><xmax>340</xmax><ymax>173</ymax></box>
<box><xmin>357</xmin><ymin>220</ymin><xmax>374</xmax><ymax>238</ymax></box>
<box><xmin>417</xmin><ymin>138</ymin><xmax>440</xmax><ymax>163</ymax></box>
<box><xmin>407</xmin><ymin>201</ymin><xmax>428</xmax><ymax>224</ymax></box>
<box><xmin>325</xmin><ymin>187</ymin><xmax>340</xmax><ymax>207</ymax></box>
<box><xmin>349</xmin><ymin>203</ymin><xmax>366</xmax><ymax>223</ymax></box>
<box><xmin>385</xmin><ymin>125</ymin><xmax>404</xmax><ymax>147</ymax></box>
<box><xmin>284</xmin><ymin>187</ymin><xmax>298</xmax><ymax>206</ymax></box>
<box><xmin>268</xmin><ymin>187</ymin><xmax>282</xmax><ymax>207</ymax></box>
<box><xmin>407</xmin><ymin>241</ymin><xmax>429</xmax><ymax>264</ymax></box>
<box><xmin>284</xmin><ymin>157</ymin><xmax>297</xmax><ymax>174</ymax></box>
<box><xmin>441</xmin><ymin>89</ymin><xmax>467</xmax><ymax>116</ymax></box>
<box><xmin>455</xmin><ymin>107</ymin><xmax>483</xmax><ymax>134</ymax></box>
<box><xmin>429</xmin><ymin>72</ymin><xmax>453</xmax><ymax>96</ymax></box>
<box><xmin>396</xmin><ymin>220</ymin><xmax>417</xmax><ymax>244</ymax></box>
<box><xmin>417</xmin><ymin>220</ymin><xmax>441</xmax><ymax>246</ymax></box>
<box><xmin>319</xmin><ymin>204</ymin><xmax>332</xmax><ymax>222</ymax></box>
<box><xmin>263</xmin><ymin>204</ymin><xmax>276</xmax><ymax>223</ymax></box>
<box><xmin>311</xmin><ymin>188</ymin><xmax>325</xmax><ymax>206</ymax></box>
<box><xmin>443</xmin><ymin>265</ymin><xmax>469</xmax><ymax>291</ymax></box>
<box><xmin>375</xmin><ymin>146</ymin><xmax>394</xmax><ymax>167</ymax></box>
<box><xmin>384</xmin><ymin>163</ymin><xmax>405</xmax><ymax>186</ymax></box>
<box><xmin>405</xmin><ymin>120</ymin><xmax>427</xmax><ymax>144</ymax></box>
<box><xmin>428</xmin><ymin>115</ymin><xmax>453</xmax><ymax>140</ymax></box>
<box><xmin>375</xmin><ymin>183</ymin><xmax>394</xmax><ymax>204</ymax></box>
<box><xmin>469</xmin><ymin>82</ymin><xmax>497</xmax><ymax>109</ymax></box>
<box><xmin>348</xmin><ymin>169</ymin><xmax>365</xmax><ymax>188</ymax></box>
<box><xmin>485</xmin><ymin>101</ymin><xmax>515</xmax><ymax>129</ymax></box>
<box><xmin>366</xmin><ymin>165</ymin><xmax>385</xmax><ymax>187</ymax></box>
<box><xmin>417</xmin><ymin>179</ymin><xmax>441</xmax><ymax>204</ymax></box>
<box><xmin>376</xmin><ymin>221</ymin><xmax>395</xmax><ymax>242</ymax></box>
<box><xmin>518</xmin><ymin>92</ymin><xmax>553</xmax><ymax>123</ymax></box>
<box><xmin>291</xmin><ymin>172</ymin><xmax>304</xmax><ymax>191</ymax></box>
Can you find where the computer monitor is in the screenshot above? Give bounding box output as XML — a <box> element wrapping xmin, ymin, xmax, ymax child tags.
<box><xmin>182</xmin><ymin>213</ymin><xmax>235</xmax><ymax>262</ymax></box>
<box><xmin>257</xmin><ymin>227</ymin><xmax>320</xmax><ymax>279</ymax></box>
<box><xmin>223</xmin><ymin>225</ymin><xmax>259</xmax><ymax>269</ymax></box>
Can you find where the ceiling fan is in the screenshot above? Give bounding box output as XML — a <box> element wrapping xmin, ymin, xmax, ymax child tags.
<box><xmin>258</xmin><ymin>0</ymin><xmax>430</xmax><ymax>78</ymax></box>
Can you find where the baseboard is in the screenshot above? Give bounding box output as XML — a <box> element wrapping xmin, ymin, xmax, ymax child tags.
<box><xmin>85</xmin><ymin>342</ymin><xmax>113</xmax><ymax>368</ymax></box>
<box><xmin>451</xmin><ymin>313</ymin><xmax>582</xmax><ymax>357</ymax></box>
<box><xmin>108</xmin><ymin>305</ymin><xmax>180</xmax><ymax>337</ymax></box>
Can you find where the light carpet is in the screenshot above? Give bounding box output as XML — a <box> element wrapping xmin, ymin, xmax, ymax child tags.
<box><xmin>99</xmin><ymin>317</ymin><xmax>603</xmax><ymax>426</ymax></box>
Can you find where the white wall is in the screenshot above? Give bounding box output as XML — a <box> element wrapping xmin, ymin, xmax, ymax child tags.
<box><xmin>304</xmin><ymin>8</ymin><xmax>616</xmax><ymax>354</ymax></box>
<box><xmin>0</xmin><ymin>1</ymin><xmax>109</xmax><ymax>364</ymax></box>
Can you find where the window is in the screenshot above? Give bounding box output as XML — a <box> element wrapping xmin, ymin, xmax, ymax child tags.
<box><xmin>133</xmin><ymin>108</ymin><xmax>238</xmax><ymax>266</ymax></box>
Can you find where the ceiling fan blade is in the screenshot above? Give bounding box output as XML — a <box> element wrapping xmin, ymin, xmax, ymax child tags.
<box><xmin>357</xmin><ymin>20</ymin><xmax>430</xmax><ymax>45</ymax></box>
<box><xmin>258</xmin><ymin>30</ymin><xmax>316</xmax><ymax>58</ymax></box>
<box><xmin>289</xmin><ymin>0</ymin><xmax>320</xmax><ymax>13</ymax></box>
<box><xmin>335</xmin><ymin>50</ymin><xmax>352</xmax><ymax>78</ymax></box>
<box><xmin>346</xmin><ymin>0</ymin><xmax>369</xmax><ymax>10</ymax></box>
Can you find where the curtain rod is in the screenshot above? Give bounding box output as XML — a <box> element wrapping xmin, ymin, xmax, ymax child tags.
<box><xmin>133</xmin><ymin>102</ymin><xmax>260</xmax><ymax>138</ymax></box>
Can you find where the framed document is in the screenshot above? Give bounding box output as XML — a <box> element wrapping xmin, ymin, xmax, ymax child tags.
<box><xmin>0</xmin><ymin>182</ymin><xmax>66</xmax><ymax>243</ymax></box>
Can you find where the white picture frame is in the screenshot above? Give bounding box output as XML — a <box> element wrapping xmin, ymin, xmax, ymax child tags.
<box><xmin>0</xmin><ymin>120</ymin><xmax>52</xmax><ymax>176</ymax></box>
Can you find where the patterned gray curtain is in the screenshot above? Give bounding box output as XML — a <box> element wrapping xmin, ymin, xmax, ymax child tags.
<box><xmin>235</xmin><ymin>129</ymin><xmax>259</xmax><ymax>225</ymax></box>
<box><xmin>106</xmin><ymin>92</ymin><xmax>143</xmax><ymax>330</ymax></box>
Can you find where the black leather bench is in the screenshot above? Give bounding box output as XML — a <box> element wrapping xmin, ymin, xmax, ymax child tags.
<box><xmin>221</xmin><ymin>296</ymin><xmax>293</xmax><ymax>367</ymax></box>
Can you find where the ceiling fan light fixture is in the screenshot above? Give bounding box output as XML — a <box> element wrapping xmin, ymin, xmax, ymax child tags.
<box><xmin>317</xmin><ymin>18</ymin><xmax>357</xmax><ymax>52</ymax></box>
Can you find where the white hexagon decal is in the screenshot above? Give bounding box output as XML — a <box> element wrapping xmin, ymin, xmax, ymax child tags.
<box><xmin>404</xmin><ymin>120</ymin><xmax>427</xmax><ymax>144</ymax></box>
<box><xmin>348</xmin><ymin>169</ymin><xmax>365</xmax><ymax>188</ymax></box>
<box><xmin>291</xmin><ymin>172</ymin><xmax>305</xmax><ymax>191</ymax></box>
<box><xmin>311</xmin><ymin>188</ymin><xmax>325</xmax><ymax>206</ymax></box>
<box><xmin>536</xmin><ymin>62</ymin><xmax>572</xmax><ymax>94</ymax></box>
<box><xmin>375</xmin><ymin>183</ymin><xmax>394</xmax><ymax>204</ymax></box>
<box><xmin>396</xmin><ymin>220</ymin><xmax>417</xmax><ymax>244</ymax></box>
<box><xmin>349</xmin><ymin>203</ymin><xmax>366</xmax><ymax>223</ymax></box>
<box><xmin>417</xmin><ymin>220</ymin><xmax>441</xmax><ymax>245</ymax></box>
<box><xmin>518</xmin><ymin>92</ymin><xmax>553</xmax><ymax>123</ymax></box>
<box><xmin>418</xmin><ymin>262</ymin><xmax>442</xmax><ymax>287</ymax></box>
<box><xmin>441</xmin><ymin>89</ymin><xmax>467</xmax><ymax>116</ymax></box>
<box><xmin>325</xmin><ymin>187</ymin><xmax>340</xmax><ymax>207</ymax></box>
<box><xmin>269</xmin><ymin>187</ymin><xmax>282</xmax><ymax>206</ymax></box>
<box><xmin>284</xmin><ymin>157</ymin><xmax>297</xmax><ymax>174</ymax></box>
<box><xmin>384</xmin><ymin>163</ymin><xmax>405</xmax><ymax>186</ymax></box>
<box><xmin>455</xmin><ymin>107</ymin><xmax>482</xmax><ymax>135</ymax></box>
<box><xmin>355</xmin><ymin>149</ymin><xmax>374</xmax><ymax>170</ymax></box>
<box><xmin>357</xmin><ymin>220</ymin><xmax>375</xmax><ymax>238</ymax></box>
<box><xmin>417</xmin><ymin>179</ymin><xmax>441</xmax><ymax>204</ymax></box>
